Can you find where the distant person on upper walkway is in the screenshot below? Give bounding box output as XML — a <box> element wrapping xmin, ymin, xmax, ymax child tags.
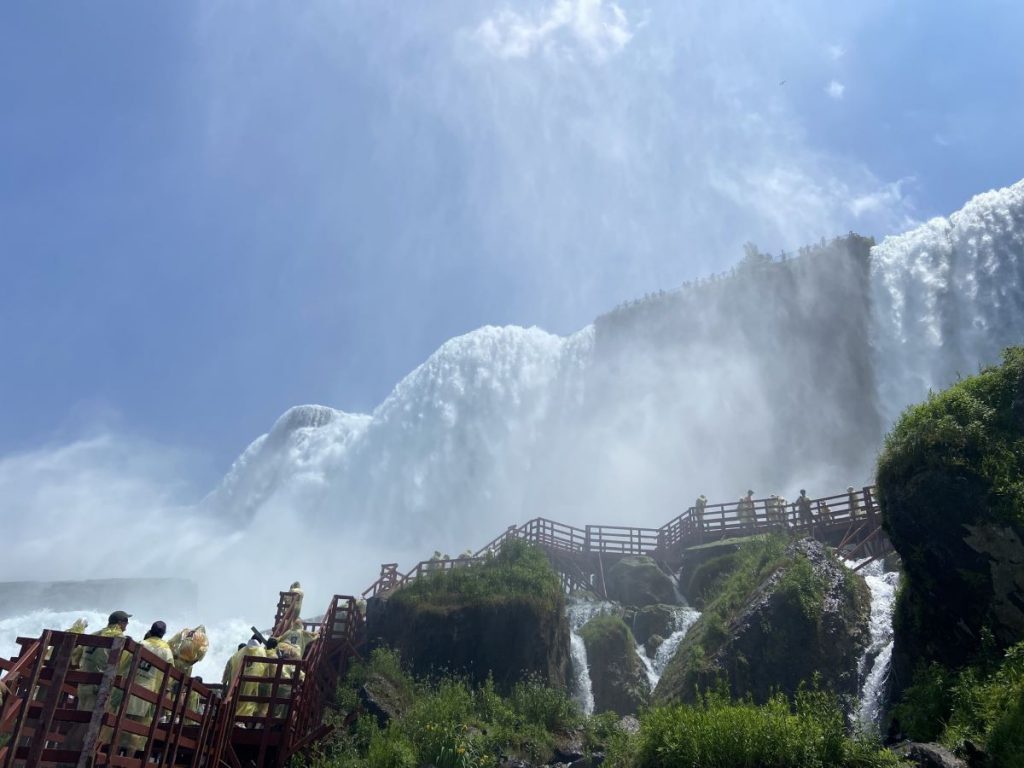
<box><xmin>847</xmin><ymin>486</ymin><xmax>861</xmax><ymax>520</ymax></box>
<box><xmin>694</xmin><ymin>495</ymin><xmax>707</xmax><ymax>531</ymax></box>
<box><xmin>280</xmin><ymin>581</ymin><xmax>304</xmax><ymax>626</ymax></box>
<box><xmin>796</xmin><ymin>490</ymin><xmax>814</xmax><ymax>532</ymax></box>
<box><xmin>738</xmin><ymin>490</ymin><xmax>756</xmax><ymax>528</ymax></box>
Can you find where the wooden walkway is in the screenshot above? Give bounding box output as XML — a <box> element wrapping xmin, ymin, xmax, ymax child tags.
<box><xmin>363</xmin><ymin>486</ymin><xmax>891</xmax><ymax>599</ymax></box>
<box><xmin>0</xmin><ymin>594</ymin><xmax>364</xmax><ymax>768</ymax></box>
<box><xmin>2</xmin><ymin>486</ymin><xmax>889</xmax><ymax>766</ymax></box>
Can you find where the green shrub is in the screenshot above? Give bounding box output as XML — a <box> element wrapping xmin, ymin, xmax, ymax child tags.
<box><xmin>776</xmin><ymin>553</ymin><xmax>826</xmax><ymax>622</ymax></box>
<box><xmin>943</xmin><ymin>642</ymin><xmax>1024</xmax><ymax>764</ymax></box>
<box><xmin>412</xmin><ymin>721</ymin><xmax>494</xmax><ymax>768</ymax></box>
<box><xmin>367</xmin><ymin>724</ymin><xmax>416</xmax><ymax>768</ymax></box>
<box><xmin>391</xmin><ymin>539</ymin><xmax>563</xmax><ymax>613</ymax></box>
<box><xmin>891</xmin><ymin>661</ymin><xmax>952</xmax><ymax>742</ymax></box>
<box><xmin>508</xmin><ymin>674</ymin><xmax>582</xmax><ymax>731</ymax></box>
<box><xmin>636</xmin><ymin>692</ymin><xmax>898</xmax><ymax>768</ymax></box>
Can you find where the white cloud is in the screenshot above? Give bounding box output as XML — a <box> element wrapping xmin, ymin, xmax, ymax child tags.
<box><xmin>849</xmin><ymin>178</ymin><xmax>915</xmax><ymax>224</ymax></box>
<box><xmin>472</xmin><ymin>0</ymin><xmax>633</xmax><ymax>61</ymax></box>
<box><xmin>825</xmin><ymin>79</ymin><xmax>846</xmax><ymax>99</ymax></box>
<box><xmin>827</xmin><ymin>44</ymin><xmax>845</xmax><ymax>60</ymax></box>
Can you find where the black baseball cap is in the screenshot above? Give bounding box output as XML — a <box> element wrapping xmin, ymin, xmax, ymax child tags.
<box><xmin>109</xmin><ymin>610</ymin><xmax>132</xmax><ymax>625</ymax></box>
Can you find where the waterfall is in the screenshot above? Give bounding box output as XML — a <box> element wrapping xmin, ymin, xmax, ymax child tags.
<box><xmin>636</xmin><ymin>606</ymin><xmax>701</xmax><ymax>691</ymax></box>
<box><xmin>566</xmin><ymin>597</ymin><xmax>616</xmax><ymax>714</ymax></box>
<box><xmin>870</xmin><ymin>179</ymin><xmax>1024</xmax><ymax>428</ymax></box>
<box><xmin>845</xmin><ymin>559</ymin><xmax>900</xmax><ymax>730</ymax></box>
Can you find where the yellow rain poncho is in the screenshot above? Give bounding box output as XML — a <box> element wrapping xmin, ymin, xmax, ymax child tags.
<box><xmin>229</xmin><ymin>643</ymin><xmax>268</xmax><ymax>719</ymax></box>
<box><xmin>270</xmin><ymin>642</ymin><xmax>304</xmax><ymax>717</ymax></box>
<box><xmin>126</xmin><ymin>637</ymin><xmax>174</xmax><ymax>717</ymax></box>
<box><xmin>168</xmin><ymin>625</ymin><xmax>209</xmax><ymax>674</ymax></box>
<box><xmin>279</xmin><ymin>620</ymin><xmax>317</xmax><ymax>656</ymax></box>
<box><xmin>123</xmin><ymin>636</ymin><xmax>174</xmax><ymax>751</ymax></box>
<box><xmin>279</xmin><ymin>582</ymin><xmax>304</xmax><ymax>627</ymax></box>
<box><xmin>77</xmin><ymin>624</ymin><xmax>129</xmax><ymax>712</ymax></box>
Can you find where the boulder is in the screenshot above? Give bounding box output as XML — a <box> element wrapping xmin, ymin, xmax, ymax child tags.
<box><xmin>580</xmin><ymin>614</ymin><xmax>650</xmax><ymax>715</ymax></box>
<box><xmin>654</xmin><ymin>538</ymin><xmax>870</xmax><ymax>705</ymax></box>
<box><xmin>367</xmin><ymin>595</ymin><xmax>570</xmax><ymax>692</ymax></box>
<box><xmin>604</xmin><ymin>557</ymin><xmax>677</xmax><ymax>607</ymax></box>
<box><xmin>644</xmin><ymin>634</ymin><xmax>664</xmax><ymax>659</ymax></box>
<box><xmin>894</xmin><ymin>742</ymin><xmax>968</xmax><ymax>768</ymax></box>
<box><xmin>628</xmin><ymin>604</ymin><xmax>676</xmax><ymax>645</ymax></box>
<box><xmin>357</xmin><ymin>672</ymin><xmax>409</xmax><ymax>728</ymax></box>
<box><xmin>878</xmin><ymin>348</ymin><xmax>1024</xmax><ymax>699</ymax></box>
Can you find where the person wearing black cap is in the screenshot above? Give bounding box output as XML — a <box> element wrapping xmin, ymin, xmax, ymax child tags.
<box><xmin>123</xmin><ymin>621</ymin><xmax>175</xmax><ymax>751</ymax></box>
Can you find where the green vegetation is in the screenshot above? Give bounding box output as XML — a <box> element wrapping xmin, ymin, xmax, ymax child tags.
<box><xmin>306</xmin><ymin>649</ymin><xmax>899</xmax><ymax>768</ymax></box>
<box><xmin>636</xmin><ymin>691</ymin><xmax>900</xmax><ymax>768</ymax></box>
<box><xmin>894</xmin><ymin>642</ymin><xmax>1024</xmax><ymax>767</ymax></box>
<box><xmin>877</xmin><ymin>347</ymin><xmax>1024</xmax><ymax>530</ymax></box>
<box><xmin>656</xmin><ymin>536</ymin><xmax>868</xmax><ymax>707</ymax></box>
<box><xmin>664</xmin><ymin>535</ymin><xmax>790</xmax><ymax>684</ymax></box>
<box><xmin>877</xmin><ymin>348</ymin><xmax>1024</xmax><ymax>758</ymax></box>
<box><xmin>307</xmin><ymin>647</ymin><xmax>584</xmax><ymax>768</ymax></box>
<box><xmin>389</xmin><ymin>539</ymin><xmax>563</xmax><ymax>613</ymax></box>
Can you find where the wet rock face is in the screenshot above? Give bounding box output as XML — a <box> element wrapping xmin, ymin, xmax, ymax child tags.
<box><xmin>366</xmin><ymin>596</ymin><xmax>570</xmax><ymax>692</ymax></box>
<box><xmin>604</xmin><ymin>557</ymin><xmax>678</xmax><ymax>607</ymax></box>
<box><xmin>654</xmin><ymin>539</ymin><xmax>870</xmax><ymax>705</ymax></box>
<box><xmin>627</xmin><ymin>604</ymin><xmax>676</xmax><ymax>645</ymax></box>
<box><xmin>579</xmin><ymin>614</ymin><xmax>650</xmax><ymax>715</ymax></box>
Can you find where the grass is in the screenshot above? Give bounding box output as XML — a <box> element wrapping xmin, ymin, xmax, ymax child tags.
<box><xmin>634</xmin><ymin>690</ymin><xmax>901</xmax><ymax>768</ymax></box>
<box><xmin>303</xmin><ymin>647</ymin><xmax>901</xmax><ymax>768</ymax></box>
<box><xmin>894</xmin><ymin>641</ymin><xmax>1024</xmax><ymax>767</ymax></box>
<box><xmin>305</xmin><ymin>648</ymin><xmax>585</xmax><ymax>768</ymax></box>
<box><xmin>389</xmin><ymin>539</ymin><xmax>563</xmax><ymax>613</ymax></box>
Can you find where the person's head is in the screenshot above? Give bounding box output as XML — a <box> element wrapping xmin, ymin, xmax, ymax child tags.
<box><xmin>265</xmin><ymin>638</ymin><xmax>279</xmax><ymax>651</ymax></box>
<box><xmin>848</xmin><ymin>486</ymin><xmax>855</xmax><ymax>493</ymax></box>
<box><xmin>108</xmin><ymin>610</ymin><xmax>131</xmax><ymax>630</ymax></box>
<box><xmin>292</xmin><ymin>619</ymin><xmax>304</xmax><ymax>631</ymax></box>
<box><xmin>145</xmin><ymin>621</ymin><xmax>167</xmax><ymax>640</ymax></box>
<box><xmin>238</xmin><ymin>643</ymin><xmax>247</xmax><ymax>651</ymax></box>
<box><xmin>290</xmin><ymin>581</ymin><xmax>301</xmax><ymax>591</ymax></box>
<box><xmin>746</xmin><ymin>490</ymin><xmax>753</xmax><ymax>497</ymax></box>
<box><xmin>800</xmin><ymin>489</ymin><xmax>807</xmax><ymax>496</ymax></box>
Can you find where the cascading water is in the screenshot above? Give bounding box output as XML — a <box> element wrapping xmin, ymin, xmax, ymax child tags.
<box><xmin>870</xmin><ymin>179</ymin><xmax>1024</xmax><ymax>427</ymax></box>
<box><xmin>636</xmin><ymin>606</ymin><xmax>701</xmax><ymax>691</ymax></box>
<box><xmin>844</xmin><ymin>559</ymin><xmax>900</xmax><ymax>730</ymax></box>
<box><xmin>566</xmin><ymin>598</ymin><xmax>616</xmax><ymax>715</ymax></box>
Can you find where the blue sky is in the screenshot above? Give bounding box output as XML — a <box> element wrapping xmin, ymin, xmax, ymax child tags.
<box><xmin>1</xmin><ymin>0</ymin><xmax>1022</xmax><ymax>489</ymax></box>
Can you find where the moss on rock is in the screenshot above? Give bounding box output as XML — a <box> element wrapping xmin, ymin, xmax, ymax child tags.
<box><xmin>579</xmin><ymin>614</ymin><xmax>651</xmax><ymax>715</ymax></box>
<box><xmin>604</xmin><ymin>556</ymin><xmax>678</xmax><ymax>607</ymax></box>
<box><xmin>366</xmin><ymin>541</ymin><xmax>570</xmax><ymax>691</ymax></box>
<box><xmin>653</xmin><ymin>537</ymin><xmax>870</xmax><ymax>706</ymax></box>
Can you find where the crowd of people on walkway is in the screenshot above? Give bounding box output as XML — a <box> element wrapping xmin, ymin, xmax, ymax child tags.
<box><xmin>690</xmin><ymin>485</ymin><xmax>870</xmax><ymax>534</ymax></box>
<box><xmin>7</xmin><ymin>581</ymin><xmax>319</xmax><ymax>755</ymax></box>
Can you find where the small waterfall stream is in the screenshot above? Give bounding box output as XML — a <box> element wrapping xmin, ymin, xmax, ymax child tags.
<box><xmin>566</xmin><ymin>598</ymin><xmax>616</xmax><ymax>714</ymax></box>
<box><xmin>846</xmin><ymin>559</ymin><xmax>900</xmax><ymax>730</ymax></box>
<box><xmin>567</xmin><ymin>596</ymin><xmax>701</xmax><ymax>712</ymax></box>
<box><xmin>636</xmin><ymin>606</ymin><xmax>701</xmax><ymax>691</ymax></box>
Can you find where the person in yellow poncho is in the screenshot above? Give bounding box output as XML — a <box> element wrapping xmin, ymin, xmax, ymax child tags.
<box><xmin>279</xmin><ymin>581</ymin><xmax>304</xmax><ymax>627</ymax></box>
<box><xmin>123</xmin><ymin>621</ymin><xmax>175</xmax><ymax>752</ymax></box>
<box><xmin>269</xmin><ymin>640</ymin><xmax>304</xmax><ymax>718</ymax></box>
<box><xmin>225</xmin><ymin>638</ymin><xmax>268</xmax><ymax>723</ymax></box>
<box><xmin>77</xmin><ymin>611</ymin><xmax>131</xmax><ymax>712</ymax></box>
<box><xmin>279</xmin><ymin>619</ymin><xmax>317</xmax><ymax>657</ymax></box>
